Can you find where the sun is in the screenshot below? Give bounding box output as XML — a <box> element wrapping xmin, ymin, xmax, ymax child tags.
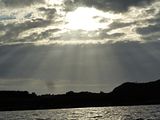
<box><xmin>65</xmin><ymin>7</ymin><xmax>107</xmax><ymax>31</ymax></box>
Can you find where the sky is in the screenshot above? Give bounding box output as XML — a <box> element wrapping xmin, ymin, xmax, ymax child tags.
<box><xmin>0</xmin><ymin>0</ymin><xmax>160</xmax><ymax>94</ymax></box>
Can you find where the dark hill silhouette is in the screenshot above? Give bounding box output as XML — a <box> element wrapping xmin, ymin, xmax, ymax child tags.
<box><xmin>0</xmin><ymin>79</ymin><xmax>160</xmax><ymax>111</ymax></box>
<box><xmin>110</xmin><ymin>79</ymin><xmax>160</xmax><ymax>105</ymax></box>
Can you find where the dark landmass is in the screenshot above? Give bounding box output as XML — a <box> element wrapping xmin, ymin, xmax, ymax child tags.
<box><xmin>1</xmin><ymin>79</ymin><xmax>160</xmax><ymax>111</ymax></box>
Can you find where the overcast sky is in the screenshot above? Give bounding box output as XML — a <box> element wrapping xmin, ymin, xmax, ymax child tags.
<box><xmin>0</xmin><ymin>0</ymin><xmax>160</xmax><ymax>94</ymax></box>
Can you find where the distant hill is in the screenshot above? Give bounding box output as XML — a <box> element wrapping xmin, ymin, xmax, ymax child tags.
<box><xmin>110</xmin><ymin>79</ymin><xmax>160</xmax><ymax>105</ymax></box>
<box><xmin>0</xmin><ymin>80</ymin><xmax>160</xmax><ymax>111</ymax></box>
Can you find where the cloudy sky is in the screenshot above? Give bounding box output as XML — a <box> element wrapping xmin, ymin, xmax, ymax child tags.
<box><xmin>0</xmin><ymin>0</ymin><xmax>160</xmax><ymax>94</ymax></box>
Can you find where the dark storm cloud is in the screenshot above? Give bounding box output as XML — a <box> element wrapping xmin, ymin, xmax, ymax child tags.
<box><xmin>136</xmin><ymin>10</ymin><xmax>160</xmax><ymax>37</ymax></box>
<box><xmin>20</xmin><ymin>28</ymin><xmax>61</xmax><ymax>42</ymax></box>
<box><xmin>1</xmin><ymin>18</ymin><xmax>51</xmax><ymax>31</ymax></box>
<box><xmin>109</xmin><ymin>21</ymin><xmax>136</xmax><ymax>30</ymax></box>
<box><xmin>107</xmin><ymin>33</ymin><xmax>125</xmax><ymax>38</ymax></box>
<box><xmin>98</xmin><ymin>31</ymin><xmax>125</xmax><ymax>39</ymax></box>
<box><xmin>0</xmin><ymin>6</ymin><xmax>59</xmax><ymax>44</ymax></box>
<box><xmin>147</xmin><ymin>17</ymin><xmax>160</xmax><ymax>25</ymax></box>
<box><xmin>0</xmin><ymin>18</ymin><xmax>53</xmax><ymax>43</ymax></box>
<box><xmin>64</xmin><ymin>0</ymin><xmax>154</xmax><ymax>12</ymax></box>
<box><xmin>1</xmin><ymin>0</ymin><xmax>44</xmax><ymax>7</ymax></box>
<box><xmin>96</xmin><ymin>21</ymin><xmax>136</xmax><ymax>38</ymax></box>
<box><xmin>138</xmin><ymin>18</ymin><xmax>160</xmax><ymax>41</ymax></box>
<box><xmin>142</xmin><ymin>34</ymin><xmax>160</xmax><ymax>41</ymax></box>
<box><xmin>38</xmin><ymin>7</ymin><xmax>57</xmax><ymax>19</ymax></box>
<box><xmin>136</xmin><ymin>25</ymin><xmax>160</xmax><ymax>35</ymax></box>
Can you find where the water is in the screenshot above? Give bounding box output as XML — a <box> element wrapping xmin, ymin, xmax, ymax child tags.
<box><xmin>0</xmin><ymin>105</ymin><xmax>160</xmax><ymax>120</ymax></box>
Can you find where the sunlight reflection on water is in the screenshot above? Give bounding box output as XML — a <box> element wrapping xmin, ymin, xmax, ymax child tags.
<box><xmin>0</xmin><ymin>105</ymin><xmax>160</xmax><ymax>120</ymax></box>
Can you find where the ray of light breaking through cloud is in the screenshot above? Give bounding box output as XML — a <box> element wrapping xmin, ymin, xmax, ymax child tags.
<box><xmin>1</xmin><ymin>0</ymin><xmax>160</xmax><ymax>94</ymax></box>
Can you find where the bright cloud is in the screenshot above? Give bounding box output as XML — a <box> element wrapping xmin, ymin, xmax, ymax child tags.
<box><xmin>0</xmin><ymin>0</ymin><xmax>160</xmax><ymax>46</ymax></box>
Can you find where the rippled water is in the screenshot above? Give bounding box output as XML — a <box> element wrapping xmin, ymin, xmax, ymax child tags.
<box><xmin>0</xmin><ymin>105</ymin><xmax>160</xmax><ymax>120</ymax></box>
